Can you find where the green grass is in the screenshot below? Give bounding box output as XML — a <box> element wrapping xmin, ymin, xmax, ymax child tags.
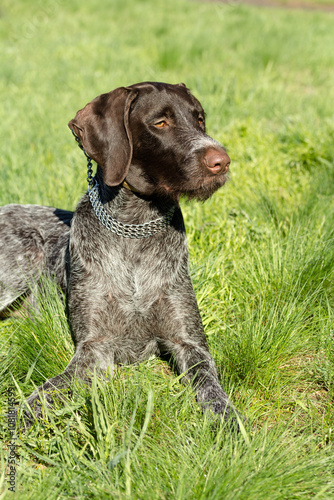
<box><xmin>257</xmin><ymin>0</ymin><xmax>334</xmax><ymax>7</ymax></box>
<box><xmin>273</xmin><ymin>0</ymin><xmax>334</xmax><ymax>6</ymax></box>
<box><xmin>1</xmin><ymin>0</ymin><xmax>334</xmax><ymax>498</ymax></box>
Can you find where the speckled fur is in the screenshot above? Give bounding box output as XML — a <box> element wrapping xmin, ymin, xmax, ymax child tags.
<box><xmin>0</xmin><ymin>82</ymin><xmax>239</xmax><ymax>427</ymax></box>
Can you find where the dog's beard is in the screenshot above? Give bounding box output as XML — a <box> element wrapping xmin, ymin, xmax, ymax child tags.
<box><xmin>184</xmin><ymin>173</ymin><xmax>229</xmax><ymax>201</ymax></box>
<box><xmin>160</xmin><ymin>172</ymin><xmax>229</xmax><ymax>202</ymax></box>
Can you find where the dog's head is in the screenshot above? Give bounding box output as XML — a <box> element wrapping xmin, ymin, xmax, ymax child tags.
<box><xmin>69</xmin><ymin>82</ymin><xmax>230</xmax><ymax>201</ymax></box>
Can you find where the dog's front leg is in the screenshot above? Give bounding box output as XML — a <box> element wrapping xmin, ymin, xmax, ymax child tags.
<box><xmin>164</xmin><ymin>337</ymin><xmax>238</xmax><ymax>422</ymax></box>
<box><xmin>169</xmin><ymin>340</ymin><xmax>235</xmax><ymax>416</ymax></box>
<box><xmin>158</xmin><ymin>284</ymin><xmax>240</xmax><ymax>427</ymax></box>
<box><xmin>23</xmin><ymin>340</ymin><xmax>103</xmax><ymax>425</ymax></box>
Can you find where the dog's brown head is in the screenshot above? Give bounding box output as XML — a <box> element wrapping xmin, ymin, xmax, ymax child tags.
<box><xmin>69</xmin><ymin>82</ymin><xmax>230</xmax><ymax>201</ymax></box>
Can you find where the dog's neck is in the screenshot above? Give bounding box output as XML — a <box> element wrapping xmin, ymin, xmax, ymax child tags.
<box><xmin>91</xmin><ymin>167</ymin><xmax>177</xmax><ymax>234</ymax></box>
<box><xmin>96</xmin><ymin>167</ymin><xmax>174</xmax><ymax>207</ymax></box>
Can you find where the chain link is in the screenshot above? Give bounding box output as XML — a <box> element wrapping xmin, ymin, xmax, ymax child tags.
<box><xmin>86</xmin><ymin>157</ymin><xmax>95</xmax><ymax>189</ymax></box>
<box><xmin>71</xmin><ymin>128</ymin><xmax>95</xmax><ymax>189</ymax></box>
<box><xmin>88</xmin><ymin>182</ymin><xmax>175</xmax><ymax>238</ymax></box>
<box><xmin>71</xmin><ymin>128</ymin><xmax>176</xmax><ymax>238</ymax></box>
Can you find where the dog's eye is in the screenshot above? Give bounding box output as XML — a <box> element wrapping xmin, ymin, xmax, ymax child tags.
<box><xmin>155</xmin><ymin>120</ymin><xmax>168</xmax><ymax>128</ymax></box>
<box><xmin>198</xmin><ymin>117</ymin><xmax>204</xmax><ymax>126</ymax></box>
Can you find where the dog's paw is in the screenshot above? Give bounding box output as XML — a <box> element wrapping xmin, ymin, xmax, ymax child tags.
<box><xmin>202</xmin><ymin>398</ymin><xmax>245</xmax><ymax>434</ymax></box>
<box><xmin>223</xmin><ymin>406</ymin><xmax>246</xmax><ymax>434</ymax></box>
<box><xmin>21</xmin><ymin>385</ymin><xmax>73</xmax><ymax>429</ymax></box>
<box><xmin>20</xmin><ymin>392</ymin><xmax>55</xmax><ymax>429</ymax></box>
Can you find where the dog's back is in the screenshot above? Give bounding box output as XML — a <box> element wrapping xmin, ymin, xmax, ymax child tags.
<box><xmin>0</xmin><ymin>204</ymin><xmax>72</xmax><ymax>314</ymax></box>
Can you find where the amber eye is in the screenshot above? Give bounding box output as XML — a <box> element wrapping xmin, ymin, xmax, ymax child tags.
<box><xmin>198</xmin><ymin>117</ymin><xmax>204</xmax><ymax>125</ymax></box>
<box><xmin>155</xmin><ymin>120</ymin><xmax>167</xmax><ymax>128</ymax></box>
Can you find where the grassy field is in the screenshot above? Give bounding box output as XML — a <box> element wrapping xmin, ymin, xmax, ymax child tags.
<box><xmin>1</xmin><ymin>0</ymin><xmax>334</xmax><ymax>498</ymax></box>
<box><xmin>240</xmin><ymin>0</ymin><xmax>334</xmax><ymax>8</ymax></box>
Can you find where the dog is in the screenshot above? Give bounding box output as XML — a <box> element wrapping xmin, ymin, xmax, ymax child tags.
<box><xmin>0</xmin><ymin>82</ymin><xmax>239</xmax><ymax>428</ymax></box>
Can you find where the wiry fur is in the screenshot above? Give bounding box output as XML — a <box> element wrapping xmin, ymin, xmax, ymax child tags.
<box><xmin>0</xmin><ymin>82</ymin><xmax>239</xmax><ymax>427</ymax></box>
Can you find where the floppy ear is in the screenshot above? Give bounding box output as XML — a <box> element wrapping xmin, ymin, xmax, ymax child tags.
<box><xmin>68</xmin><ymin>87</ymin><xmax>138</xmax><ymax>186</ymax></box>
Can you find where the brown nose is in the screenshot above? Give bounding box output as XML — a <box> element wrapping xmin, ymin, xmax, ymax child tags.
<box><xmin>204</xmin><ymin>149</ymin><xmax>230</xmax><ymax>175</ymax></box>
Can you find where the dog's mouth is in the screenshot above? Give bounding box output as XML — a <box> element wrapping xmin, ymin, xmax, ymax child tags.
<box><xmin>160</xmin><ymin>169</ymin><xmax>229</xmax><ymax>202</ymax></box>
<box><xmin>185</xmin><ymin>170</ymin><xmax>229</xmax><ymax>201</ymax></box>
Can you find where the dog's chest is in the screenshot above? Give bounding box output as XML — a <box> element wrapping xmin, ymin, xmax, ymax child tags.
<box><xmin>104</xmin><ymin>234</ymin><xmax>188</xmax><ymax>311</ymax></box>
<box><xmin>71</xmin><ymin>199</ymin><xmax>188</xmax><ymax>315</ymax></box>
<box><xmin>71</xmin><ymin>231</ymin><xmax>188</xmax><ymax>316</ymax></box>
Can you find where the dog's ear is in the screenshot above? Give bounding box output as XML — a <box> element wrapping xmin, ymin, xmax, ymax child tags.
<box><xmin>68</xmin><ymin>87</ymin><xmax>138</xmax><ymax>186</ymax></box>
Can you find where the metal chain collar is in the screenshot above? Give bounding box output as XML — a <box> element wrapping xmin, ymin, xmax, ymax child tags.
<box><xmin>70</xmin><ymin>129</ymin><xmax>176</xmax><ymax>239</ymax></box>
<box><xmin>88</xmin><ymin>182</ymin><xmax>176</xmax><ymax>239</ymax></box>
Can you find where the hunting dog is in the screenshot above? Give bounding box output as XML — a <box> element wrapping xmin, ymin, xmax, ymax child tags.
<box><xmin>0</xmin><ymin>82</ymin><xmax>239</xmax><ymax>427</ymax></box>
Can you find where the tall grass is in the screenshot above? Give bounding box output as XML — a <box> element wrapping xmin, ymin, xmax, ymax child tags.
<box><xmin>1</xmin><ymin>0</ymin><xmax>334</xmax><ymax>498</ymax></box>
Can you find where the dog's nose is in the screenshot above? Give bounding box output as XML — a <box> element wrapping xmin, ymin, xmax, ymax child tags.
<box><xmin>204</xmin><ymin>149</ymin><xmax>230</xmax><ymax>175</ymax></box>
